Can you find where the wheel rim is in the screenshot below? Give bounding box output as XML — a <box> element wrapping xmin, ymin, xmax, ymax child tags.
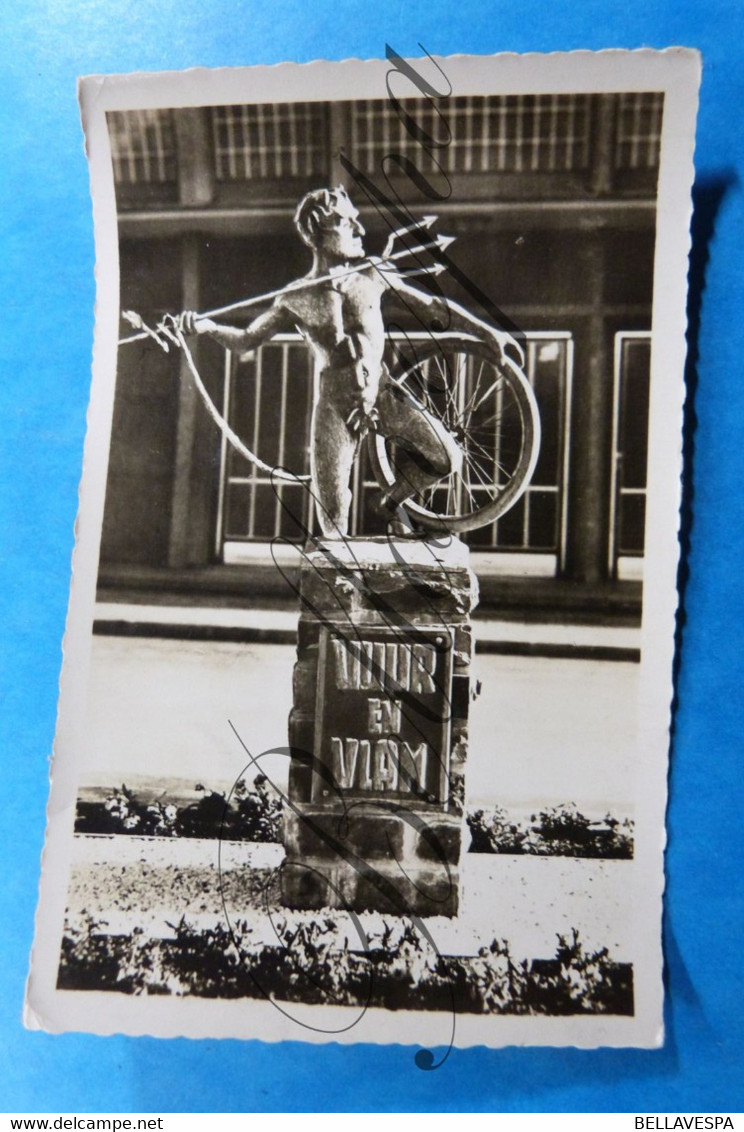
<box><xmin>373</xmin><ymin>336</ymin><xmax>541</xmax><ymax>534</ymax></box>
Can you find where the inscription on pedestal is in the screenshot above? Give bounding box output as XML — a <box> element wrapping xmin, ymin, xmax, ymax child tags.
<box><xmin>283</xmin><ymin>537</ymin><xmax>478</xmax><ymax>917</ymax></box>
<box><xmin>314</xmin><ymin>627</ymin><xmax>453</xmax><ymax>804</ymax></box>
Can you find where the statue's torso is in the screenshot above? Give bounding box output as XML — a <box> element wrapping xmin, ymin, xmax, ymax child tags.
<box><xmin>282</xmin><ymin>265</ymin><xmax>389</xmax><ymax>417</ymax></box>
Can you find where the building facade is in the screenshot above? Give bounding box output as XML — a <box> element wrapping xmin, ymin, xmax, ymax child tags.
<box><xmin>99</xmin><ymin>94</ymin><xmax>661</xmax><ymax>621</ymax></box>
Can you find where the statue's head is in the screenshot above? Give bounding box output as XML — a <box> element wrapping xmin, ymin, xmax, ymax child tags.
<box><xmin>293</xmin><ymin>186</ymin><xmax>366</xmax><ymax>261</ymax></box>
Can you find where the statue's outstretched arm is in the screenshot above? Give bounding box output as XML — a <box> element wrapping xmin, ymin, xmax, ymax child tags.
<box><xmin>178</xmin><ymin>300</ymin><xmax>295</xmax><ymax>353</ymax></box>
<box><xmin>384</xmin><ymin>273</ymin><xmax>524</xmax><ymax>367</ymax></box>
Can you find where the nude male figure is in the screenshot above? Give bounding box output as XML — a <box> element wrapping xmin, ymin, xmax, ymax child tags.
<box><xmin>180</xmin><ymin>187</ymin><xmax>521</xmax><ymax>538</ymax></box>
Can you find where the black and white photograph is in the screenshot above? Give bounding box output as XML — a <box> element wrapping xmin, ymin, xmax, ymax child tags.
<box><xmin>26</xmin><ymin>49</ymin><xmax>699</xmax><ymax>1050</ymax></box>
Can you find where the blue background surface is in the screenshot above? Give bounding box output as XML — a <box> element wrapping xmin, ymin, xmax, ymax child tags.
<box><xmin>1</xmin><ymin>0</ymin><xmax>742</xmax><ymax>1114</ymax></box>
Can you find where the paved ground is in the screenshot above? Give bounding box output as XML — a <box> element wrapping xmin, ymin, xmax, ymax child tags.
<box><xmin>65</xmin><ymin>833</ymin><xmax>633</xmax><ymax>963</ymax></box>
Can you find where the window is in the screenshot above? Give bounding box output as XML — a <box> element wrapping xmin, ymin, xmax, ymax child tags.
<box><xmin>350</xmin><ymin>95</ymin><xmax>593</xmax><ymax>175</ymax></box>
<box><xmin>216</xmin><ymin>336</ymin><xmax>316</xmax><ymax>549</ymax></box>
<box><xmin>466</xmin><ymin>335</ymin><xmax>572</xmax><ymax>563</ymax></box>
<box><xmin>211</xmin><ymin>103</ymin><xmax>328</xmax><ymax>180</ymax></box>
<box><xmin>614</xmin><ymin>93</ymin><xmax>664</xmax><ymax>170</ymax></box>
<box><xmin>107</xmin><ymin>109</ymin><xmax>177</xmax><ymax>185</ymax></box>
<box><xmin>609</xmin><ymin>333</ymin><xmax>651</xmax><ymax>579</ymax></box>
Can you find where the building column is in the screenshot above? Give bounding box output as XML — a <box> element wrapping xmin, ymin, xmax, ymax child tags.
<box><xmin>563</xmin><ymin>241</ymin><xmax>614</xmax><ymax>584</ymax></box>
<box><xmin>166</xmin><ymin>111</ymin><xmax>220</xmax><ymax>568</ymax></box>
<box><xmin>167</xmin><ymin>236</ymin><xmax>216</xmax><ymax>567</ymax></box>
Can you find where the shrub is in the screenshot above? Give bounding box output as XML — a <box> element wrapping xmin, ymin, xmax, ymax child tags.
<box><xmin>466</xmin><ymin>807</ymin><xmax>531</xmax><ymax>854</ymax></box>
<box><xmin>466</xmin><ymin>803</ymin><xmax>633</xmax><ymax>859</ymax></box>
<box><xmin>58</xmin><ymin>916</ymin><xmax>633</xmax><ymax>1015</ymax></box>
<box><xmin>74</xmin><ymin>776</ymin><xmax>283</xmax><ymax>843</ymax></box>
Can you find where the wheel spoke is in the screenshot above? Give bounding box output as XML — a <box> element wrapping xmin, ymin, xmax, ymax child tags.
<box><xmin>478</xmin><ymin>396</ymin><xmax>522</xmax><ymax>431</ymax></box>
<box><xmin>441</xmin><ymin>356</ymin><xmax>462</xmax><ymax>425</ymax></box>
<box><xmin>465</xmin><ymin>452</ymin><xmax>497</xmax><ymax>489</ymax></box>
<box><xmin>466</xmin><ymin>433</ymin><xmax>504</xmax><ymax>469</ymax></box>
<box><xmin>468</xmin><ymin>373</ymin><xmax>505</xmax><ymax>418</ymax></box>
<box><xmin>465</xmin><ymin>448</ymin><xmax>495</xmax><ymax>487</ymax></box>
<box><xmin>493</xmin><ymin>457</ymin><xmax>519</xmax><ymax>481</ymax></box>
<box><xmin>460</xmin><ymin>361</ymin><xmax>483</xmax><ymax>421</ymax></box>
<box><xmin>459</xmin><ymin>462</ymin><xmax>478</xmax><ymax>510</ymax></box>
<box><xmin>445</xmin><ymin>473</ymin><xmax>457</xmax><ymax>517</ymax></box>
<box><xmin>458</xmin><ymin>435</ymin><xmax>487</xmax><ymax>511</ymax></box>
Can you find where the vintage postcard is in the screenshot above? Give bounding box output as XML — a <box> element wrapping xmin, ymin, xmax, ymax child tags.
<box><xmin>26</xmin><ymin>48</ymin><xmax>699</xmax><ymax>1054</ymax></box>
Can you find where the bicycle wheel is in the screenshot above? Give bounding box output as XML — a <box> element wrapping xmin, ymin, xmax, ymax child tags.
<box><xmin>370</xmin><ymin>334</ymin><xmax>540</xmax><ymax>534</ymax></box>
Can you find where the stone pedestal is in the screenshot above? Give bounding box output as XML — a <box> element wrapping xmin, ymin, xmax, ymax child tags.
<box><xmin>282</xmin><ymin>537</ymin><xmax>478</xmax><ymax>918</ymax></box>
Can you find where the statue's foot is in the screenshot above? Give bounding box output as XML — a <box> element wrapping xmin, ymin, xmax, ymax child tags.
<box><xmin>375</xmin><ymin>495</ymin><xmax>429</xmax><ymax>540</ymax></box>
<box><xmin>391</xmin><ymin>526</ymin><xmax>430</xmax><ymax>541</ymax></box>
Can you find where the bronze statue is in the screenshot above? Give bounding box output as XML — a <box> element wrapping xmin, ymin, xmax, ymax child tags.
<box><xmin>178</xmin><ymin>187</ymin><xmax>524</xmax><ymax>538</ymax></box>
